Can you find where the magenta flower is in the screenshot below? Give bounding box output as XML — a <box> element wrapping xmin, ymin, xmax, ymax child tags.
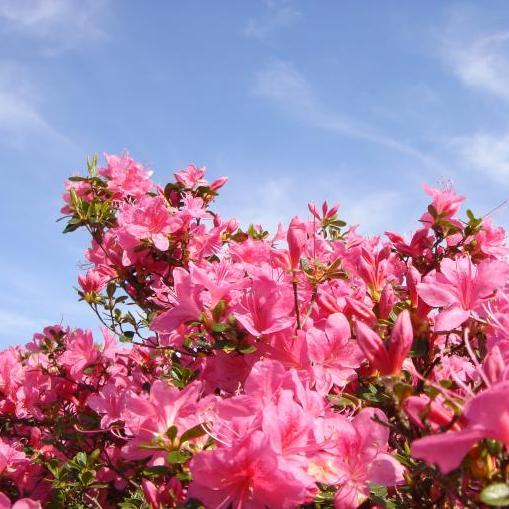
<box><xmin>233</xmin><ymin>276</ymin><xmax>294</xmax><ymax>337</ymax></box>
<box><xmin>118</xmin><ymin>195</ymin><xmax>182</xmax><ymax>251</ymax></box>
<box><xmin>287</xmin><ymin>216</ymin><xmax>307</xmax><ymax>270</ymax></box>
<box><xmin>333</xmin><ymin>408</ymin><xmax>405</xmax><ymax>508</ymax></box>
<box><xmin>412</xmin><ymin>381</ymin><xmax>509</xmax><ymax>473</ymax></box>
<box><xmin>99</xmin><ymin>152</ymin><xmax>152</xmax><ymax>199</ymax></box>
<box><xmin>355</xmin><ymin>310</ymin><xmax>413</xmax><ymax>375</ymax></box>
<box><xmin>417</xmin><ymin>257</ymin><xmax>509</xmax><ymax>331</ymax></box>
<box><xmin>189</xmin><ymin>431</ymin><xmax>312</xmax><ymax>509</ymax></box>
<box><xmin>60</xmin><ymin>329</ymin><xmax>100</xmax><ymax>380</ymax></box>
<box><xmin>306</xmin><ymin>313</ymin><xmax>363</xmax><ymax>392</ymax></box>
<box><xmin>150</xmin><ymin>267</ymin><xmax>204</xmax><ymax>332</ymax></box>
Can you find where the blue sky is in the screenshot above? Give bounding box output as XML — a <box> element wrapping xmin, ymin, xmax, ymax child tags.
<box><xmin>2</xmin><ymin>0</ymin><xmax>509</xmax><ymax>345</ymax></box>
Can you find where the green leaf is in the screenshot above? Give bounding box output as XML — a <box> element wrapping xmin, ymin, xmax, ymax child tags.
<box><xmin>480</xmin><ymin>483</ymin><xmax>509</xmax><ymax>506</ymax></box>
<box><xmin>143</xmin><ymin>465</ymin><xmax>173</xmax><ymax>477</ymax></box>
<box><xmin>167</xmin><ymin>450</ymin><xmax>192</xmax><ymax>464</ymax></box>
<box><xmin>211</xmin><ymin>323</ymin><xmax>229</xmax><ymax>333</ymax></box>
<box><xmin>166</xmin><ymin>425</ymin><xmax>178</xmax><ymax>442</ymax></box>
<box><xmin>238</xmin><ymin>344</ymin><xmax>257</xmax><ymax>354</ymax></box>
<box><xmin>180</xmin><ymin>424</ymin><xmax>206</xmax><ymax>444</ymax></box>
<box><xmin>427</xmin><ymin>204</ymin><xmax>438</xmax><ymax>219</ymax></box>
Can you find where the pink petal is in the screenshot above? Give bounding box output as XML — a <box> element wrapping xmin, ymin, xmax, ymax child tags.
<box><xmin>411</xmin><ymin>428</ymin><xmax>487</xmax><ymax>473</ymax></box>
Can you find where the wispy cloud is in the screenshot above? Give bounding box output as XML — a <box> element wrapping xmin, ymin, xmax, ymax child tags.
<box><xmin>443</xmin><ymin>30</ymin><xmax>509</xmax><ymax>102</ymax></box>
<box><xmin>0</xmin><ymin>62</ymin><xmax>73</xmax><ymax>148</ymax></box>
<box><xmin>254</xmin><ymin>60</ymin><xmax>442</xmax><ymax>169</ymax></box>
<box><xmin>453</xmin><ymin>132</ymin><xmax>509</xmax><ymax>182</ymax></box>
<box><xmin>0</xmin><ymin>0</ymin><xmax>109</xmax><ymax>52</ymax></box>
<box><xmin>244</xmin><ymin>0</ymin><xmax>300</xmax><ymax>41</ymax></box>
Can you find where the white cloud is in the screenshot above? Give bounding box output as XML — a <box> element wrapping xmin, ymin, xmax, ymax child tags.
<box><xmin>0</xmin><ymin>0</ymin><xmax>108</xmax><ymax>52</ymax></box>
<box><xmin>454</xmin><ymin>132</ymin><xmax>509</xmax><ymax>182</ymax></box>
<box><xmin>244</xmin><ymin>0</ymin><xmax>300</xmax><ymax>41</ymax></box>
<box><xmin>444</xmin><ymin>31</ymin><xmax>509</xmax><ymax>101</ymax></box>
<box><xmin>0</xmin><ymin>62</ymin><xmax>73</xmax><ymax>148</ymax></box>
<box><xmin>254</xmin><ymin>60</ymin><xmax>442</xmax><ymax>169</ymax></box>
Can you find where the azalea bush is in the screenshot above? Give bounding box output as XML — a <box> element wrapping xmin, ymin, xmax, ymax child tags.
<box><xmin>2</xmin><ymin>153</ymin><xmax>509</xmax><ymax>508</ymax></box>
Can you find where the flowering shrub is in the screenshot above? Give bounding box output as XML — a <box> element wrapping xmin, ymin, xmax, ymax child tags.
<box><xmin>2</xmin><ymin>153</ymin><xmax>509</xmax><ymax>508</ymax></box>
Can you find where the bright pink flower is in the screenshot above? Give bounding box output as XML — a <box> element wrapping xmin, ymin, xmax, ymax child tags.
<box><xmin>122</xmin><ymin>380</ymin><xmax>205</xmax><ymax>460</ymax></box>
<box><xmin>99</xmin><ymin>153</ymin><xmax>152</xmax><ymax>198</ymax></box>
<box><xmin>474</xmin><ymin>218</ymin><xmax>509</xmax><ymax>258</ymax></box>
<box><xmin>404</xmin><ymin>395</ymin><xmax>455</xmax><ymax>431</ymax></box>
<box><xmin>189</xmin><ymin>431</ymin><xmax>311</xmax><ymax>509</ymax></box>
<box><xmin>78</xmin><ymin>268</ymin><xmax>109</xmax><ymax>294</ymax></box>
<box><xmin>59</xmin><ymin>329</ymin><xmax>100</xmax><ymax>380</ymax></box>
<box><xmin>333</xmin><ymin>408</ymin><xmax>405</xmax><ymax>508</ymax></box>
<box><xmin>287</xmin><ymin>217</ymin><xmax>307</xmax><ymax>270</ymax></box>
<box><xmin>308</xmin><ymin>201</ymin><xmax>339</xmax><ymax>222</ymax></box>
<box><xmin>233</xmin><ymin>276</ymin><xmax>294</xmax><ymax>337</ymax></box>
<box><xmin>0</xmin><ymin>494</ymin><xmax>42</xmax><ymax>509</ymax></box>
<box><xmin>0</xmin><ymin>348</ymin><xmax>23</xmax><ymax>399</ymax></box>
<box><xmin>412</xmin><ymin>381</ymin><xmax>509</xmax><ymax>473</ymax></box>
<box><xmin>118</xmin><ymin>195</ymin><xmax>182</xmax><ymax>251</ymax></box>
<box><xmin>87</xmin><ymin>378</ymin><xmax>130</xmax><ymax>428</ymax></box>
<box><xmin>355</xmin><ymin>310</ymin><xmax>413</xmax><ymax>375</ymax></box>
<box><xmin>210</xmin><ymin>176</ymin><xmax>228</xmax><ymax>191</ymax></box>
<box><xmin>306</xmin><ymin>313</ymin><xmax>363</xmax><ymax>392</ymax></box>
<box><xmin>417</xmin><ymin>257</ymin><xmax>509</xmax><ymax>331</ymax></box>
<box><xmin>174</xmin><ymin>164</ymin><xmax>207</xmax><ymax>188</ymax></box>
<box><xmin>420</xmin><ymin>183</ymin><xmax>465</xmax><ymax>226</ymax></box>
<box><xmin>150</xmin><ymin>268</ymin><xmax>204</xmax><ymax>332</ymax></box>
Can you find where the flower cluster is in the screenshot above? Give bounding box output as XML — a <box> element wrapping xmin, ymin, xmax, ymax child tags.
<box><xmin>2</xmin><ymin>153</ymin><xmax>509</xmax><ymax>508</ymax></box>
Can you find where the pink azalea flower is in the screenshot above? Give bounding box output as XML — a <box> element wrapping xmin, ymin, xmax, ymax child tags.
<box><xmin>0</xmin><ymin>493</ymin><xmax>41</xmax><ymax>509</ymax></box>
<box><xmin>87</xmin><ymin>378</ymin><xmax>131</xmax><ymax>428</ymax></box>
<box><xmin>118</xmin><ymin>195</ymin><xmax>182</xmax><ymax>251</ymax></box>
<box><xmin>420</xmin><ymin>183</ymin><xmax>465</xmax><ymax>227</ymax></box>
<box><xmin>233</xmin><ymin>276</ymin><xmax>294</xmax><ymax>337</ymax></box>
<box><xmin>333</xmin><ymin>409</ymin><xmax>405</xmax><ymax>508</ymax></box>
<box><xmin>412</xmin><ymin>381</ymin><xmax>509</xmax><ymax>473</ymax></box>
<box><xmin>150</xmin><ymin>268</ymin><xmax>204</xmax><ymax>332</ymax></box>
<box><xmin>174</xmin><ymin>164</ymin><xmax>207</xmax><ymax>188</ymax></box>
<box><xmin>60</xmin><ymin>329</ymin><xmax>100</xmax><ymax>380</ymax></box>
<box><xmin>287</xmin><ymin>216</ymin><xmax>307</xmax><ymax>270</ymax></box>
<box><xmin>417</xmin><ymin>257</ymin><xmax>509</xmax><ymax>331</ymax></box>
<box><xmin>122</xmin><ymin>380</ymin><xmax>205</xmax><ymax>460</ymax></box>
<box><xmin>188</xmin><ymin>431</ymin><xmax>311</xmax><ymax>509</ymax></box>
<box><xmin>355</xmin><ymin>310</ymin><xmax>413</xmax><ymax>375</ymax></box>
<box><xmin>308</xmin><ymin>201</ymin><xmax>339</xmax><ymax>223</ymax></box>
<box><xmin>78</xmin><ymin>268</ymin><xmax>110</xmax><ymax>294</ymax></box>
<box><xmin>306</xmin><ymin>313</ymin><xmax>363</xmax><ymax>393</ymax></box>
<box><xmin>99</xmin><ymin>153</ymin><xmax>152</xmax><ymax>198</ymax></box>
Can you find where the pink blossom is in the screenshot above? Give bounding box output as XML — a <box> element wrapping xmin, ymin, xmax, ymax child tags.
<box><xmin>189</xmin><ymin>431</ymin><xmax>312</xmax><ymax>509</ymax></box>
<box><xmin>420</xmin><ymin>183</ymin><xmax>465</xmax><ymax>226</ymax></box>
<box><xmin>0</xmin><ymin>494</ymin><xmax>42</xmax><ymax>509</ymax></box>
<box><xmin>99</xmin><ymin>153</ymin><xmax>152</xmax><ymax>198</ymax></box>
<box><xmin>417</xmin><ymin>257</ymin><xmax>509</xmax><ymax>331</ymax></box>
<box><xmin>78</xmin><ymin>268</ymin><xmax>110</xmax><ymax>293</ymax></box>
<box><xmin>60</xmin><ymin>329</ymin><xmax>100</xmax><ymax>380</ymax></box>
<box><xmin>355</xmin><ymin>310</ymin><xmax>413</xmax><ymax>375</ymax></box>
<box><xmin>306</xmin><ymin>313</ymin><xmax>363</xmax><ymax>392</ymax></box>
<box><xmin>150</xmin><ymin>268</ymin><xmax>204</xmax><ymax>332</ymax></box>
<box><xmin>233</xmin><ymin>276</ymin><xmax>294</xmax><ymax>337</ymax></box>
<box><xmin>333</xmin><ymin>408</ymin><xmax>405</xmax><ymax>508</ymax></box>
<box><xmin>287</xmin><ymin>216</ymin><xmax>307</xmax><ymax>270</ymax></box>
<box><xmin>122</xmin><ymin>380</ymin><xmax>205</xmax><ymax>460</ymax></box>
<box><xmin>117</xmin><ymin>195</ymin><xmax>182</xmax><ymax>251</ymax></box>
<box><xmin>174</xmin><ymin>164</ymin><xmax>207</xmax><ymax>188</ymax></box>
<box><xmin>412</xmin><ymin>381</ymin><xmax>509</xmax><ymax>473</ymax></box>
